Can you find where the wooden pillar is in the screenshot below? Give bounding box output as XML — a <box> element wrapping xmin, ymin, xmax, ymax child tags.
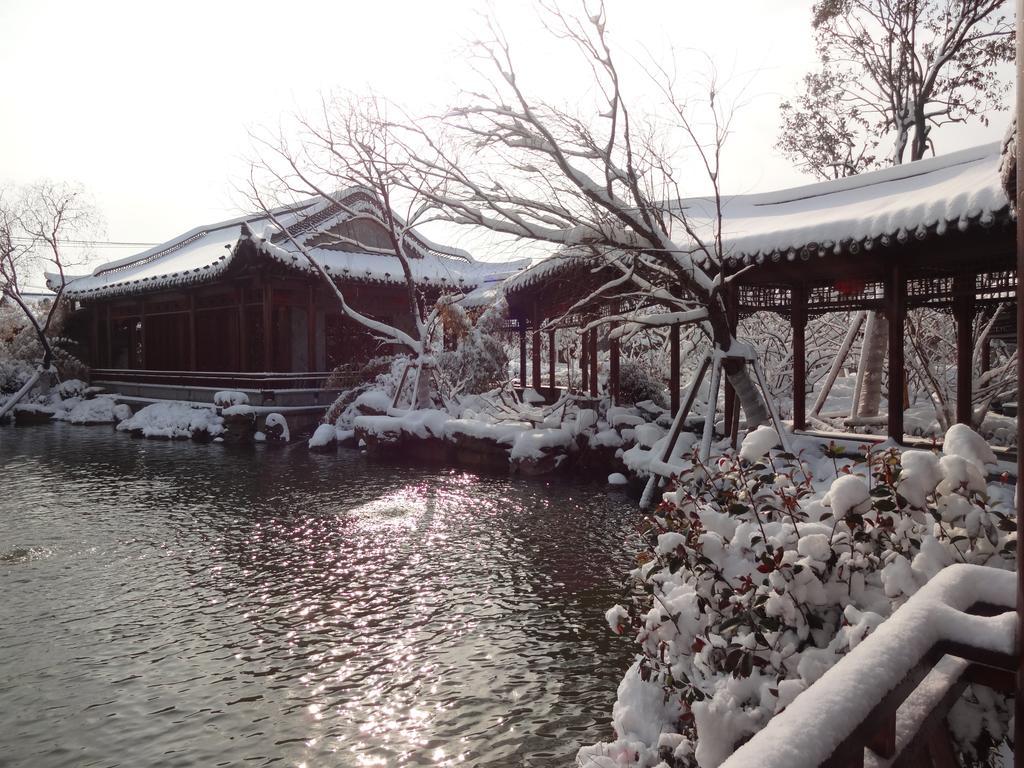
<box><xmin>105</xmin><ymin>303</ymin><xmax>113</xmax><ymax>368</ymax></box>
<box><xmin>518</xmin><ymin>321</ymin><xmax>527</xmax><ymax>388</ymax></box>
<box><xmin>188</xmin><ymin>293</ymin><xmax>197</xmax><ymax>372</ymax></box>
<box><xmin>723</xmin><ymin>286</ymin><xmax>739</xmax><ymax>434</ymax></box>
<box><xmin>548</xmin><ymin>329</ymin><xmax>556</xmax><ymax>391</ymax></box>
<box><xmin>579</xmin><ymin>327</ymin><xmax>588</xmax><ymax>392</ymax></box>
<box><xmin>139</xmin><ymin>300</ymin><xmax>147</xmax><ymax>370</ymax></box>
<box><xmin>307</xmin><ymin>284</ymin><xmax>317</xmax><ymax>373</ymax></box>
<box><xmin>238</xmin><ymin>290</ymin><xmax>248</xmax><ymax>373</ymax></box>
<box><xmin>670</xmin><ymin>323</ymin><xmax>681</xmax><ymax>414</ymax></box>
<box><xmin>588</xmin><ymin>326</ymin><xmax>598</xmax><ymax>397</ymax></box>
<box><xmin>531</xmin><ymin>306</ymin><xmax>541</xmax><ymax>391</ymax></box>
<box><xmin>262</xmin><ymin>283</ymin><xmax>273</xmax><ymax>372</ymax></box>
<box><xmin>792</xmin><ymin>285</ymin><xmax>807</xmax><ymax>431</ymax></box>
<box><xmin>954</xmin><ymin>276</ymin><xmax>975</xmax><ymax>425</ymax></box>
<box><xmin>89</xmin><ymin>304</ymin><xmax>99</xmax><ymax>371</ymax></box>
<box><xmin>886</xmin><ymin>263</ymin><xmax>905</xmax><ymax>442</ymax></box>
<box><xmin>610</xmin><ymin>330</ymin><xmax>620</xmax><ymax>404</ymax></box>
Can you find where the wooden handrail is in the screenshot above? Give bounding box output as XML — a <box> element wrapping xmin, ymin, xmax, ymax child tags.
<box><xmin>721</xmin><ymin>565</ymin><xmax>1016</xmax><ymax>768</ymax></box>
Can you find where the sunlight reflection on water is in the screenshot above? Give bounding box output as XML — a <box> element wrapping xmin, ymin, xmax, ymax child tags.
<box><xmin>0</xmin><ymin>424</ymin><xmax>639</xmax><ymax>767</ymax></box>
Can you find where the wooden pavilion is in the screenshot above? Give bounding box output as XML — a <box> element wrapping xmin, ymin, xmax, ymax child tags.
<box><xmin>51</xmin><ymin>191</ymin><xmax>522</xmax><ymax>394</ymax></box>
<box><xmin>503</xmin><ymin>142</ymin><xmax>1017</xmax><ymax>442</ymax></box>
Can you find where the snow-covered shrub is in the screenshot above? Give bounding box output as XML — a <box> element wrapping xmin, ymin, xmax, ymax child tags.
<box><xmin>436</xmin><ymin>298</ymin><xmax>510</xmax><ymax>396</ymax></box>
<box><xmin>617</xmin><ymin>357</ymin><xmax>668</xmax><ymax>409</ymax></box>
<box><xmin>323</xmin><ymin>355</ymin><xmax>411</xmax><ymax>428</ymax></box>
<box><xmin>0</xmin><ymin>358</ymin><xmax>33</xmax><ymax>394</ymax></box>
<box><xmin>582</xmin><ymin>426</ymin><xmax>1014</xmax><ymax>768</ymax></box>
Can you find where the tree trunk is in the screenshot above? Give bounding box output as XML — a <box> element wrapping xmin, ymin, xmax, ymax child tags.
<box><xmin>724</xmin><ymin>360</ymin><xmax>770</xmax><ymax>429</ymax></box>
<box><xmin>707</xmin><ymin>296</ymin><xmax>770</xmax><ymax>430</ymax></box>
<box><xmin>853</xmin><ymin>310</ymin><xmax>888</xmax><ymax>417</ymax></box>
<box><xmin>413</xmin><ymin>359</ymin><xmax>434</xmax><ymax>410</ymax></box>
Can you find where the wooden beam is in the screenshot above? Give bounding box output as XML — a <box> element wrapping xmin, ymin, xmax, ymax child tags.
<box><xmin>954</xmin><ymin>276</ymin><xmax>974</xmax><ymax>425</ymax></box>
<box><xmin>886</xmin><ymin>262</ymin><xmax>905</xmax><ymax>442</ymax></box>
<box><xmin>588</xmin><ymin>326</ymin><xmax>598</xmax><ymax>397</ymax></box>
<box><xmin>670</xmin><ymin>323</ymin><xmax>680</xmax><ymax>413</ymax></box>
<box><xmin>792</xmin><ymin>284</ymin><xmax>807</xmax><ymax>430</ymax></box>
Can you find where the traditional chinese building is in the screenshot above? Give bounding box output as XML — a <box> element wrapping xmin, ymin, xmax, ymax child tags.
<box><xmin>52</xmin><ymin>190</ymin><xmax>522</xmax><ymax>397</ymax></box>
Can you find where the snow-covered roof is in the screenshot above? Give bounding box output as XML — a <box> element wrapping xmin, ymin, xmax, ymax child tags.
<box><xmin>506</xmin><ymin>142</ymin><xmax>1012</xmax><ymax>294</ymax></box>
<box><xmin>52</xmin><ymin>191</ymin><xmax>526</xmax><ymax>300</ymax></box>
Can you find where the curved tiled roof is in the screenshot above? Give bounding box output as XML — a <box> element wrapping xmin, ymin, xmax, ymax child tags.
<box><xmin>51</xmin><ymin>191</ymin><xmax>521</xmax><ymax>299</ymax></box>
<box><xmin>505</xmin><ymin>141</ymin><xmax>1012</xmax><ymax>295</ymax></box>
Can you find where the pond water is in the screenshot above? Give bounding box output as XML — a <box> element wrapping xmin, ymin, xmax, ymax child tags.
<box><xmin>0</xmin><ymin>424</ymin><xmax>640</xmax><ymax>768</ymax></box>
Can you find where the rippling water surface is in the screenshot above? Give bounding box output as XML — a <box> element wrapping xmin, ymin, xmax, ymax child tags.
<box><xmin>0</xmin><ymin>424</ymin><xmax>639</xmax><ymax>767</ymax></box>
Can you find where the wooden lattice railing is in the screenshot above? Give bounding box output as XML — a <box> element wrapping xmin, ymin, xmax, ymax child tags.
<box><xmin>89</xmin><ymin>368</ymin><xmax>359</xmax><ymax>391</ymax></box>
<box><xmin>720</xmin><ymin>565</ymin><xmax>1017</xmax><ymax>768</ymax></box>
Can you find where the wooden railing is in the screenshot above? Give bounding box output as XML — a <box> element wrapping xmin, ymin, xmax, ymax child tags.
<box><xmin>720</xmin><ymin>565</ymin><xmax>1017</xmax><ymax>768</ymax></box>
<box><xmin>90</xmin><ymin>368</ymin><xmax>361</xmax><ymax>390</ymax></box>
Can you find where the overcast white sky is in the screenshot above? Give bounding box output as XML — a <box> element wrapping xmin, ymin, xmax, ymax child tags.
<box><xmin>0</xmin><ymin>0</ymin><xmax>1011</xmax><ymax>282</ymax></box>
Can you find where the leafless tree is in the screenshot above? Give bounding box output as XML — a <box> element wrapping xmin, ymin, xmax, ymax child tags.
<box><xmin>0</xmin><ymin>181</ymin><xmax>98</xmax><ymax>421</ymax></box>
<box><xmin>393</xmin><ymin>2</ymin><xmax>772</xmax><ymax>428</ymax></box>
<box><xmin>246</xmin><ymin>96</ymin><xmax>465</xmax><ymax>409</ymax></box>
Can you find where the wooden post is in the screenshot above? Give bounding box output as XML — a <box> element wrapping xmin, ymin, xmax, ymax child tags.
<box><xmin>262</xmin><ymin>283</ymin><xmax>273</xmax><ymax>372</ymax></box>
<box><xmin>188</xmin><ymin>293</ymin><xmax>197</xmax><ymax>372</ymax></box>
<box><xmin>518</xmin><ymin>321</ymin><xmax>527</xmax><ymax>388</ymax></box>
<box><xmin>886</xmin><ymin>263</ymin><xmax>905</xmax><ymax>442</ymax></box>
<box><xmin>792</xmin><ymin>285</ymin><xmax>807</xmax><ymax>431</ymax></box>
<box><xmin>307</xmin><ymin>284</ymin><xmax>317</xmax><ymax>373</ymax></box>
<box><xmin>105</xmin><ymin>303</ymin><xmax>113</xmax><ymax>368</ymax></box>
<box><xmin>723</xmin><ymin>285</ymin><xmax>739</xmax><ymax>436</ymax></box>
<box><xmin>89</xmin><ymin>304</ymin><xmax>99</xmax><ymax>371</ymax></box>
<box><xmin>589</xmin><ymin>326</ymin><xmax>598</xmax><ymax>397</ymax></box>
<box><xmin>670</xmin><ymin>323</ymin><xmax>681</xmax><ymax>413</ymax></box>
<box><xmin>954</xmin><ymin>276</ymin><xmax>974</xmax><ymax>425</ymax></box>
<box><xmin>139</xmin><ymin>299</ymin><xmax>147</xmax><ymax>370</ymax></box>
<box><xmin>579</xmin><ymin>326</ymin><xmax>588</xmax><ymax>392</ymax></box>
<box><xmin>548</xmin><ymin>329</ymin><xmax>556</xmax><ymax>391</ymax></box>
<box><xmin>610</xmin><ymin>330</ymin><xmax>620</xmax><ymax>405</ymax></box>
<box><xmin>531</xmin><ymin>305</ymin><xmax>541</xmax><ymax>391</ymax></box>
<box><xmin>238</xmin><ymin>288</ymin><xmax>248</xmax><ymax>373</ymax></box>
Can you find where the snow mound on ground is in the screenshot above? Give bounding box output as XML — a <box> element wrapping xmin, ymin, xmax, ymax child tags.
<box><xmin>608</xmin><ymin>472</ymin><xmax>628</xmax><ymax>486</ymax></box>
<box><xmin>214</xmin><ymin>390</ymin><xmax>249</xmax><ymax>407</ymax></box>
<box><xmin>740</xmin><ymin>425</ymin><xmax>779</xmax><ymax>462</ymax></box>
<box><xmin>117</xmin><ymin>402</ymin><xmax>225</xmax><ymax>439</ymax></box>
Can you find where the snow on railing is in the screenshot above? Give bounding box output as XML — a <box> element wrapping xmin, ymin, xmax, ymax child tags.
<box><xmin>720</xmin><ymin>564</ymin><xmax>1016</xmax><ymax>768</ymax></box>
